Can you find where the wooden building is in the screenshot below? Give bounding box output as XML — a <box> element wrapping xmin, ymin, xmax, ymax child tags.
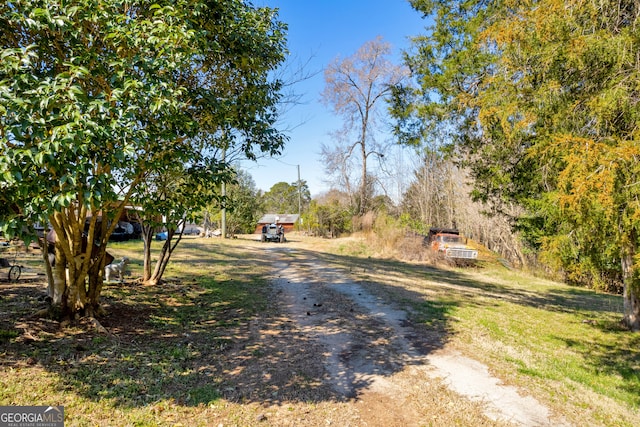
<box><xmin>255</xmin><ymin>214</ymin><xmax>300</xmax><ymax>234</ymax></box>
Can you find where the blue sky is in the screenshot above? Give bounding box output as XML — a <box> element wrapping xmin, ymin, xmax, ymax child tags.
<box><xmin>243</xmin><ymin>0</ymin><xmax>429</xmax><ymax>196</ymax></box>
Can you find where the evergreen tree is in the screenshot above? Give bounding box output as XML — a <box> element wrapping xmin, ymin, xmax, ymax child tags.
<box><xmin>401</xmin><ymin>0</ymin><xmax>640</xmax><ymax>329</ymax></box>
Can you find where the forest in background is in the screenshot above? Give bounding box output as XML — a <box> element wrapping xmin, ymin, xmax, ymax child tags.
<box><xmin>217</xmin><ymin>0</ymin><xmax>640</xmax><ymax>330</ymax></box>
<box><xmin>2</xmin><ymin>1</ymin><xmax>638</xmax><ymax>329</ymax></box>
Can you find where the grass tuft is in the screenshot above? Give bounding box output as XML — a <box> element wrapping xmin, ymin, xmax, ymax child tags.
<box><xmin>0</xmin><ymin>235</ymin><xmax>638</xmax><ymax>426</ymax></box>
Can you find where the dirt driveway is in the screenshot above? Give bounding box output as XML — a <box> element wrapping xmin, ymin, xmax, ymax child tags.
<box><xmin>257</xmin><ymin>242</ymin><xmax>568</xmax><ymax>427</ymax></box>
<box><xmin>0</xmin><ymin>237</ymin><xmax>571</xmax><ymax>426</ymax></box>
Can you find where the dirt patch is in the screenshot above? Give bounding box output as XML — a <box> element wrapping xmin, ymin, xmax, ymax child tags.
<box><xmin>1</xmin><ymin>238</ymin><xmax>571</xmax><ymax>426</ymax></box>
<box><xmin>263</xmin><ymin>244</ymin><xmax>568</xmax><ymax>426</ymax></box>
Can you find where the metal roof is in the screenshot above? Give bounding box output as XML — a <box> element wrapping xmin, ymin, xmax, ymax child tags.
<box><xmin>257</xmin><ymin>214</ymin><xmax>300</xmax><ymax>224</ymax></box>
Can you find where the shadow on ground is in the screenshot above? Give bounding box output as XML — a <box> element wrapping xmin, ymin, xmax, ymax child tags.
<box><xmin>0</xmin><ymin>237</ymin><xmax>636</xmax><ymax>411</ymax></box>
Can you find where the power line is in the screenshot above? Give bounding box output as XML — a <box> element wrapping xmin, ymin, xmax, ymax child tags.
<box><xmin>273</xmin><ymin>158</ymin><xmax>299</xmax><ymax>168</ymax></box>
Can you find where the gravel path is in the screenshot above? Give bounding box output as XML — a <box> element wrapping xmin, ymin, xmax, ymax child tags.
<box><xmin>267</xmin><ymin>245</ymin><xmax>568</xmax><ymax>426</ymax></box>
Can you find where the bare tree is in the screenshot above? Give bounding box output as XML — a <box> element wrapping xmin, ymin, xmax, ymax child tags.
<box><xmin>402</xmin><ymin>149</ymin><xmax>457</xmax><ymax>229</ymax></box>
<box><xmin>321</xmin><ymin>36</ymin><xmax>408</xmax><ymax>215</ymax></box>
<box><xmin>402</xmin><ymin>150</ymin><xmax>528</xmax><ymax>266</ymax></box>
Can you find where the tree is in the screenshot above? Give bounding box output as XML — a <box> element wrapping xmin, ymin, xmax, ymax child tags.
<box><xmin>132</xmin><ymin>158</ymin><xmax>233</xmax><ymax>286</ymax></box>
<box><xmin>0</xmin><ymin>0</ymin><xmax>287</xmax><ymax>317</ymax></box>
<box><xmin>321</xmin><ymin>36</ymin><xmax>408</xmax><ymax>215</ymax></box>
<box><xmin>302</xmin><ymin>190</ymin><xmax>352</xmax><ymax>238</ymax></box>
<box><xmin>206</xmin><ymin>169</ymin><xmax>264</xmax><ymax>236</ymax></box>
<box><xmin>1</xmin><ymin>0</ymin><xmax>196</xmax><ymax>317</ymax></box>
<box><xmin>401</xmin><ymin>149</ymin><xmax>456</xmax><ymax>229</ymax></box>
<box><xmin>403</xmin><ymin>0</ymin><xmax>640</xmax><ymax>329</ymax></box>
<box><xmin>130</xmin><ymin>0</ymin><xmax>288</xmax><ymax>285</ymax></box>
<box><xmin>261</xmin><ymin>181</ymin><xmax>310</xmax><ymax>215</ymax></box>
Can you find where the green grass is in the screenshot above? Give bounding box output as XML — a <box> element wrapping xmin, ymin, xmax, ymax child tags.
<box><xmin>317</xmin><ymin>238</ymin><xmax>640</xmax><ymax>426</ymax></box>
<box><xmin>1</xmin><ymin>235</ymin><xmax>639</xmax><ymax>426</ymax></box>
<box><xmin>415</xmin><ymin>299</ymin><xmax>456</xmax><ymax>329</ymax></box>
<box><xmin>456</xmin><ymin>294</ymin><xmax>639</xmax><ymax>400</ymax></box>
<box><xmin>0</xmin><ymin>329</ymin><xmax>19</xmax><ymax>340</ymax></box>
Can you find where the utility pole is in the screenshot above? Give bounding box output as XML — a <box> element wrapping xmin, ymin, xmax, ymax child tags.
<box><xmin>221</xmin><ymin>146</ymin><xmax>227</xmax><ymax>239</ymax></box>
<box><xmin>297</xmin><ymin>164</ymin><xmax>301</xmax><ymax>217</ymax></box>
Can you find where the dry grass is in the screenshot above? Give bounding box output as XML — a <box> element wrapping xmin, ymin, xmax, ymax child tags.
<box><xmin>0</xmin><ymin>236</ymin><xmax>499</xmax><ymax>426</ymax></box>
<box><xmin>0</xmin><ymin>233</ymin><xmax>638</xmax><ymax>426</ymax></box>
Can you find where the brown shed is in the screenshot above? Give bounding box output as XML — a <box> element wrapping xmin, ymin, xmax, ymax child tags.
<box><xmin>255</xmin><ymin>214</ymin><xmax>300</xmax><ymax>234</ymax></box>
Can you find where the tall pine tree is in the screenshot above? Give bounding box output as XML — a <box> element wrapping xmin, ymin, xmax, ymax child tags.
<box><xmin>402</xmin><ymin>0</ymin><xmax>640</xmax><ymax>329</ymax></box>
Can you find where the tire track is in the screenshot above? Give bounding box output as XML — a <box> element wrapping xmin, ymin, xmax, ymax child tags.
<box><xmin>266</xmin><ymin>245</ymin><xmax>568</xmax><ymax>426</ymax></box>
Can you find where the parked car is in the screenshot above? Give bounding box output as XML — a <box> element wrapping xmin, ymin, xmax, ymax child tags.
<box><xmin>261</xmin><ymin>224</ymin><xmax>285</xmax><ymax>243</ymax></box>
<box><xmin>427</xmin><ymin>228</ymin><xmax>478</xmax><ymax>263</ymax></box>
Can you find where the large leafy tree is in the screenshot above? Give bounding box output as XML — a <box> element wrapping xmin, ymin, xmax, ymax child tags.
<box><xmin>130</xmin><ymin>1</ymin><xmax>287</xmax><ymax>285</ymax></box>
<box><xmin>261</xmin><ymin>180</ymin><xmax>310</xmax><ymax>215</ymax></box>
<box><xmin>402</xmin><ymin>0</ymin><xmax>640</xmax><ymax>329</ymax></box>
<box><xmin>0</xmin><ymin>0</ymin><xmax>287</xmax><ymax>318</ymax></box>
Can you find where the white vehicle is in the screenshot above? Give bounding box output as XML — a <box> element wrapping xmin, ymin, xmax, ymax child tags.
<box><xmin>261</xmin><ymin>224</ymin><xmax>285</xmax><ymax>243</ymax></box>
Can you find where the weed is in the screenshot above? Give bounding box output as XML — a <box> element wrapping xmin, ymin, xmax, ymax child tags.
<box><xmin>0</xmin><ymin>235</ymin><xmax>638</xmax><ymax>426</ymax></box>
<box><xmin>0</xmin><ymin>329</ymin><xmax>18</xmax><ymax>341</ymax></box>
<box><xmin>188</xmin><ymin>384</ymin><xmax>221</xmax><ymax>406</ymax></box>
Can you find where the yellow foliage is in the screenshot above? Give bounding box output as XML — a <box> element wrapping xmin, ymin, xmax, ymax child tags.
<box><xmin>545</xmin><ymin>134</ymin><xmax>640</xmax><ymax>220</ymax></box>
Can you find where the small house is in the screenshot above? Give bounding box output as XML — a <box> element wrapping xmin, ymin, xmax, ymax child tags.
<box><xmin>255</xmin><ymin>214</ymin><xmax>300</xmax><ymax>234</ymax></box>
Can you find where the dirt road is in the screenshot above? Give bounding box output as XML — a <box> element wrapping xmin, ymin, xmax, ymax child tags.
<box><xmin>263</xmin><ymin>243</ymin><xmax>567</xmax><ymax>426</ymax></box>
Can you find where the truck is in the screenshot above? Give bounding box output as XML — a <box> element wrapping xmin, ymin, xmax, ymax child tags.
<box><xmin>261</xmin><ymin>223</ymin><xmax>286</xmax><ymax>243</ymax></box>
<box><xmin>427</xmin><ymin>228</ymin><xmax>478</xmax><ymax>262</ymax></box>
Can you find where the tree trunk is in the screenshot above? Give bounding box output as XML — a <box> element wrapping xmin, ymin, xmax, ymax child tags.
<box><xmin>141</xmin><ymin>224</ymin><xmax>184</xmax><ymax>286</ymax></box>
<box><xmin>621</xmin><ymin>244</ymin><xmax>640</xmax><ymax>331</ymax></box>
<box><xmin>52</xmin><ymin>241</ymin><xmax>67</xmax><ymax>308</ymax></box>
<box><xmin>141</xmin><ymin>225</ymin><xmax>154</xmax><ymax>282</ymax></box>
<box><xmin>147</xmin><ymin>240</ymin><xmax>170</xmax><ymax>286</ymax></box>
<box><xmin>87</xmin><ymin>253</ymin><xmax>107</xmax><ymax>316</ymax></box>
<box><xmin>40</xmin><ymin>234</ymin><xmax>56</xmax><ymax>301</ymax></box>
<box><xmin>360</xmin><ymin>139</ymin><xmax>368</xmax><ymax>215</ymax></box>
<box><xmin>46</xmin><ymin>207</ymin><xmax>120</xmax><ymax>320</ymax></box>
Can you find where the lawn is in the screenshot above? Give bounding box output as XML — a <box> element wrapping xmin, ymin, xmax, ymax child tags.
<box><xmin>313</xmin><ymin>236</ymin><xmax>640</xmax><ymax>426</ymax></box>
<box><xmin>0</xmin><ymin>234</ymin><xmax>638</xmax><ymax>426</ymax></box>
